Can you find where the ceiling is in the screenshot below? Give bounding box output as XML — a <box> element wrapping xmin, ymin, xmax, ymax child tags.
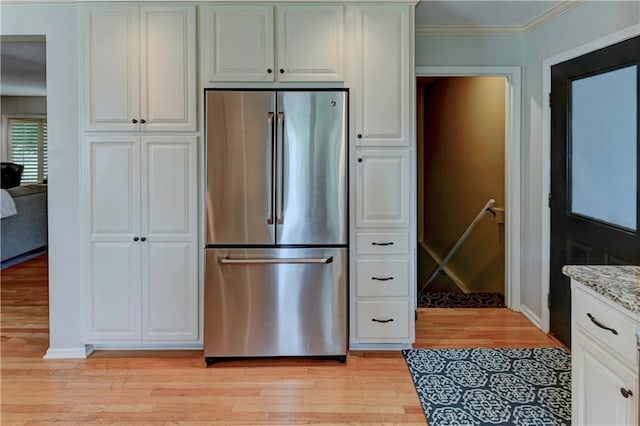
<box><xmin>0</xmin><ymin>2</ymin><xmax>575</xmax><ymax>97</ymax></box>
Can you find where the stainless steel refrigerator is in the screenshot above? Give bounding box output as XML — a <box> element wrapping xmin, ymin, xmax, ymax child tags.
<box><xmin>204</xmin><ymin>90</ymin><xmax>348</xmax><ymax>364</ymax></box>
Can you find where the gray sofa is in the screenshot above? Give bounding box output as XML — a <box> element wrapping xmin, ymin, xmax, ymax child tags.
<box><xmin>1</xmin><ymin>185</ymin><xmax>48</xmax><ymax>263</ymax></box>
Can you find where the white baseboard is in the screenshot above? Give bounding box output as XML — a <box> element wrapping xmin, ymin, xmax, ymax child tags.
<box><xmin>519</xmin><ymin>305</ymin><xmax>543</xmax><ymax>330</ymax></box>
<box><xmin>43</xmin><ymin>345</ymin><xmax>94</xmax><ymax>359</ymax></box>
<box><xmin>349</xmin><ymin>343</ymin><xmax>412</xmax><ymax>351</ymax></box>
<box><xmin>90</xmin><ymin>343</ymin><xmax>203</xmax><ymax>350</ymax></box>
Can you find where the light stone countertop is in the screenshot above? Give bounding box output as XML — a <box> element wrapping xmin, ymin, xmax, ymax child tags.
<box><xmin>562</xmin><ymin>265</ymin><xmax>640</xmax><ymax>316</ymax></box>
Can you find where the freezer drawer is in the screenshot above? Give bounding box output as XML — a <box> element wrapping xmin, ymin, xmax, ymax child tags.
<box><xmin>204</xmin><ymin>248</ymin><xmax>347</xmax><ymax>359</ymax></box>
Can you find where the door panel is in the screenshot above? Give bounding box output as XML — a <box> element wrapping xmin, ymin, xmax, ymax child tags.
<box><xmin>201</xmin><ymin>5</ymin><xmax>274</xmax><ymax>82</ymax></box>
<box><xmin>550</xmin><ymin>35</ymin><xmax>640</xmax><ymax>347</ymax></box>
<box><xmin>89</xmin><ymin>241</ymin><xmax>141</xmax><ymax>340</ymax></box>
<box><xmin>205</xmin><ymin>91</ymin><xmax>276</xmax><ymax>245</ymax></box>
<box><xmin>143</xmin><ymin>136</ymin><xmax>197</xmax><ymax>240</ymax></box>
<box><xmin>84</xmin><ymin>5</ymin><xmax>139</xmax><ymax>131</ymax></box>
<box><xmin>276</xmin><ymin>91</ymin><xmax>347</xmax><ymax>245</ymax></box>
<box><xmin>88</xmin><ymin>137</ymin><xmax>139</xmax><ymax>238</ymax></box>
<box><xmin>140</xmin><ymin>5</ymin><xmax>196</xmax><ymax>131</ymax></box>
<box><xmin>143</xmin><ymin>241</ymin><xmax>198</xmax><ymax>340</ymax></box>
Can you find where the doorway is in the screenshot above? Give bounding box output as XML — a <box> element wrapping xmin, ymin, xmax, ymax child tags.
<box><xmin>415</xmin><ymin>67</ymin><xmax>522</xmax><ymax>313</ymax></box>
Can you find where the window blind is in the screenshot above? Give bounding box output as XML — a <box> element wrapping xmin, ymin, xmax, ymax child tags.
<box><xmin>8</xmin><ymin>118</ymin><xmax>47</xmax><ymax>184</ymax></box>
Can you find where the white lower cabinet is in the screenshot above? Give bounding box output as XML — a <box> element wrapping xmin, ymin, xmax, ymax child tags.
<box><xmin>85</xmin><ymin>135</ymin><xmax>198</xmax><ymax>344</ymax></box>
<box><xmin>571</xmin><ymin>281</ymin><xmax>639</xmax><ymax>425</ymax></box>
<box><xmin>572</xmin><ymin>331</ymin><xmax>638</xmax><ymax>426</ymax></box>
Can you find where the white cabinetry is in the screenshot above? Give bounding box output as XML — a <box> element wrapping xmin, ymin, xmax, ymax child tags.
<box><xmin>571</xmin><ymin>281</ymin><xmax>639</xmax><ymax>425</ymax></box>
<box><xmin>83</xmin><ymin>5</ymin><xmax>196</xmax><ymax>131</ymax></box>
<box><xmin>348</xmin><ymin>4</ymin><xmax>415</xmax><ymax>349</ymax></box>
<box><xmin>85</xmin><ymin>135</ymin><xmax>198</xmax><ymax>343</ymax></box>
<box><xmin>200</xmin><ymin>4</ymin><xmax>343</xmax><ymax>82</ymax></box>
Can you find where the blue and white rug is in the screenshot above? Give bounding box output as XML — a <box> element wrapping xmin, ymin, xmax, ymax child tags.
<box><xmin>403</xmin><ymin>347</ymin><xmax>571</xmax><ymax>426</ymax></box>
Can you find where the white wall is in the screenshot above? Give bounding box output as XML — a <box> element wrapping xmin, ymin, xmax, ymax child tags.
<box><xmin>1</xmin><ymin>5</ymin><xmax>83</xmax><ymax>356</ymax></box>
<box><xmin>1</xmin><ymin>96</ymin><xmax>47</xmax><ymax>161</ymax></box>
<box><xmin>415</xmin><ymin>0</ymin><xmax>640</xmax><ymax>328</ymax></box>
<box><xmin>522</xmin><ymin>0</ymin><xmax>640</xmax><ymax>323</ymax></box>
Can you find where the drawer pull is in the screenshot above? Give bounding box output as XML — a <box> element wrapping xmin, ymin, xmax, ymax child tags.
<box><xmin>586</xmin><ymin>312</ymin><xmax>618</xmax><ymax>335</ymax></box>
<box><xmin>371</xmin><ymin>242</ymin><xmax>394</xmax><ymax>246</ymax></box>
<box><xmin>372</xmin><ymin>276</ymin><xmax>394</xmax><ymax>281</ymax></box>
<box><xmin>621</xmin><ymin>388</ymin><xmax>633</xmax><ymax>398</ymax></box>
<box><xmin>371</xmin><ymin>318</ymin><xmax>394</xmax><ymax>323</ymax></box>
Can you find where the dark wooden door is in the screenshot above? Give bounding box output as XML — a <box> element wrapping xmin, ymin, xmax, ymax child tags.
<box><xmin>550</xmin><ymin>35</ymin><xmax>640</xmax><ymax>348</ymax></box>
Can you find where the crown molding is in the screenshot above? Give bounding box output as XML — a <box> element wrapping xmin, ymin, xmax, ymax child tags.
<box><xmin>415</xmin><ymin>0</ymin><xmax>584</xmax><ymax>36</ymax></box>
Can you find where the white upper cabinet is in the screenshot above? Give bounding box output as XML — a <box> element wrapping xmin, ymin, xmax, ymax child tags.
<box><xmin>200</xmin><ymin>4</ymin><xmax>343</xmax><ymax>83</ymax></box>
<box><xmin>277</xmin><ymin>5</ymin><xmax>343</xmax><ymax>81</ymax></box>
<box><xmin>353</xmin><ymin>6</ymin><xmax>410</xmax><ymax>146</ymax></box>
<box><xmin>201</xmin><ymin>5</ymin><xmax>274</xmax><ymax>82</ymax></box>
<box><xmin>83</xmin><ymin>5</ymin><xmax>196</xmax><ymax>132</ymax></box>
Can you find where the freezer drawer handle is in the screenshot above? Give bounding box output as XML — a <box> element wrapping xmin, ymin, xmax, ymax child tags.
<box><xmin>218</xmin><ymin>256</ymin><xmax>333</xmax><ymax>265</ymax></box>
<box><xmin>371</xmin><ymin>241</ymin><xmax>394</xmax><ymax>246</ymax></box>
<box><xmin>586</xmin><ymin>312</ymin><xmax>618</xmax><ymax>335</ymax></box>
<box><xmin>371</xmin><ymin>276</ymin><xmax>394</xmax><ymax>281</ymax></box>
<box><xmin>371</xmin><ymin>318</ymin><xmax>394</xmax><ymax>324</ymax></box>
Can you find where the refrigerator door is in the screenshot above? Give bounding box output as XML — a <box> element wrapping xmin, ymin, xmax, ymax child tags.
<box><xmin>204</xmin><ymin>248</ymin><xmax>347</xmax><ymax>358</ymax></box>
<box><xmin>276</xmin><ymin>91</ymin><xmax>347</xmax><ymax>245</ymax></box>
<box><xmin>206</xmin><ymin>91</ymin><xmax>276</xmax><ymax>245</ymax></box>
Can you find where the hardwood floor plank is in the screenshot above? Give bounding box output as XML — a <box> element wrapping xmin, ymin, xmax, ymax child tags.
<box><xmin>1</xmin><ymin>254</ymin><xmax>560</xmax><ymax>424</ymax></box>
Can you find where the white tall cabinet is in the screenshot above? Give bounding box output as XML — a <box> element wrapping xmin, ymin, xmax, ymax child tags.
<box><xmin>348</xmin><ymin>4</ymin><xmax>415</xmax><ymax>349</ymax></box>
<box><xmin>79</xmin><ymin>1</ymin><xmax>416</xmax><ymax>351</ymax></box>
<box><xmin>81</xmin><ymin>4</ymin><xmax>199</xmax><ymax>347</ymax></box>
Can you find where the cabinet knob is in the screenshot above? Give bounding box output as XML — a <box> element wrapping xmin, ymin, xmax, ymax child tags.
<box><xmin>357</xmin><ymin>133</ymin><xmax>362</xmax><ymax>139</ymax></box>
<box><xmin>279</xmin><ymin>68</ymin><xmax>285</xmax><ymax>74</ymax></box>
<box><xmin>131</xmin><ymin>119</ymin><xmax>138</xmax><ymax>124</ymax></box>
<box><xmin>267</xmin><ymin>68</ymin><xmax>273</xmax><ymax>74</ymax></box>
<box><xmin>133</xmin><ymin>236</ymin><xmax>139</xmax><ymax>241</ymax></box>
<box><xmin>357</xmin><ymin>158</ymin><xmax>363</xmax><ymax>163</ymax></box>
<box><xmin>621</xmin><ymin>388</ymin><xmax>633</xmax><ymax>398</ymax></box>
<box><xmin>140</xmin><ymin>119</ymin><xmax>146</xmax><ymax>124</ymax></box>
<box><xmin>141</xmin><ymin>237</ymin><xmax>147</xmax><ymax>242</ymax></box>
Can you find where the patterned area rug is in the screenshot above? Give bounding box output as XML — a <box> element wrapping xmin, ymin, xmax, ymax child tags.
<box><xmin>418</xmin><ymin>292</ymin><xmax>505</xmax><ymax>308</ymax></box>
<box><xmin>403</xmin><ymin>347</ymin><xmax>571</xmax><ymax>426</ymax></box>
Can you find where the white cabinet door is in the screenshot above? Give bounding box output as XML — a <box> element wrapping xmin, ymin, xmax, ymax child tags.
<box><xmin>353</xmin><ymin>6</ymin><xmax>410</xmax><ymax>146</ymax></box>
<box><xmin>141</xmin><ymin>136</ymin><xmax>197</xmax><ymax>240</ymax></box>
<box><xmin>140</xmin><ymin>6</ymin><xmax>196</xmax><ymax>131</ymax></box>
<box><xmin>573</xmin><ymin>331</ymin><xmax>638</xmax><ymax>426</ymax></box>
<box><xmin>277</xmin><ymin>5</ymin><xmax>343</xmax><ymax>82</ymax></box>
<box><xmin>143</xmin><ymin>241</ymin><xmax>197</xmax><ymax>340</ymax></box>
<box><xmin>88</xmin><ymin>137</ymin><xmax>140</xmax><ymax>239</ymax></box>
<box><xmin>355</xmin><ymin>149</ymin><xmax>410</xmax><ymax>228</ymax></box>
<box><xmin>141</xmin><ymin>136</ymin><xmax>198</xmax><ymax>341</ymax></box>
<box><xmin>201</xmin><ymin>5</ymin><xmax>274</xmax><ymax>82</ymax></box>
<box><xmin>83</xmin><ymin>5</ymin><xmax>140</xmax><ymax>131</ymax></box>
<box><xmin>89</xmin><ymin>242</ymin><xmax>141</xmax><ymax>340</ymax></box>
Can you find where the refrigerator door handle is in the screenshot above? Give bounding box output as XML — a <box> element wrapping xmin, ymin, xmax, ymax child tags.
<box><xmin>267</xmin><ymin>111</ymin><xmax>275</xmax><ymax>225</ymax></box>
<box><xmin>277</xmin><ymin>111</ymin><xmax>285</xmax><ymax>225</ymax></box>
<box><xmin>218</xmin><ymin>256</ymin><xmax>333</xmax><ymax>265</ymax></box>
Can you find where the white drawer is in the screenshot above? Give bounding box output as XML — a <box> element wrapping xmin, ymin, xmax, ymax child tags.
<box><xmin>573</xmin><ymin>284</ymin><xmax>638</xmax><ymax>368</ymax></box>
<box><xmin>356</xmin><ymin>301</ymin><xmax>410</xmax><ymax>339</ymax></box>
<box><xmin>356</xmin><ymin>232</ymin><xmax>409</xmax><ymax>255</ymax></box>
<box><xmin>356</xmin><ymin>259</ymin><xmax>409</xmax><ymax>297</ymax></box>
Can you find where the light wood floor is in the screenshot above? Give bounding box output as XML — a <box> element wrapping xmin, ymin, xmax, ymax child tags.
<box><xmin>1</xmin><ymin>254</ymin><xmax>559</xmax><ymax>425</ymax></box>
